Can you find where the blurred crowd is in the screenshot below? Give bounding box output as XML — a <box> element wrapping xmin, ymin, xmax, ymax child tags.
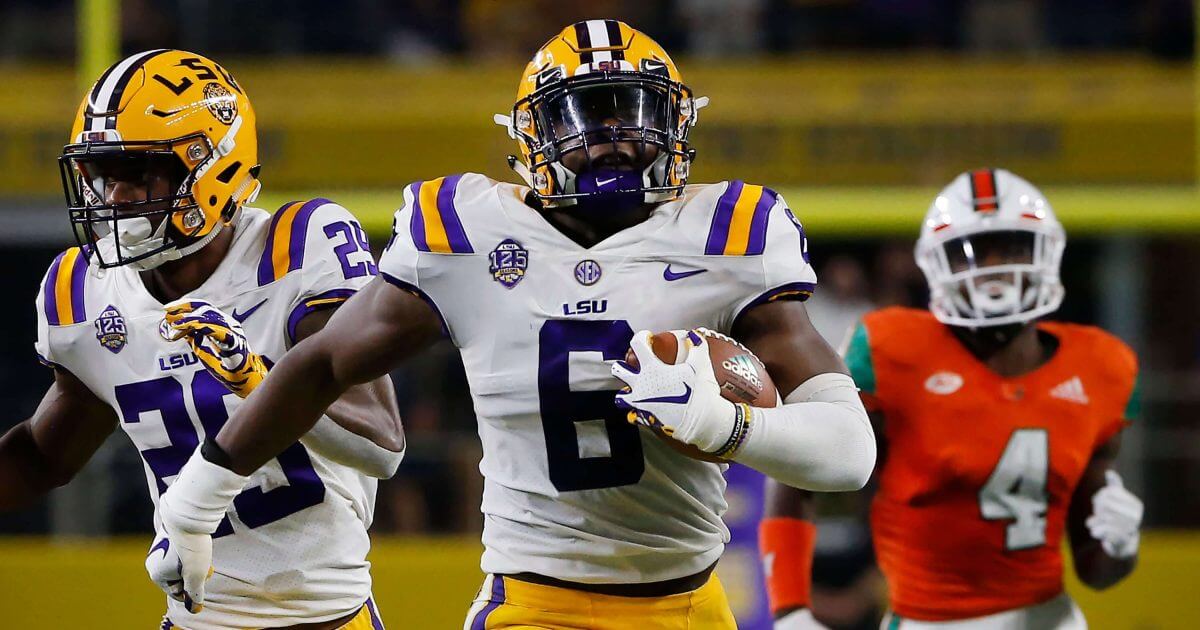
<box><xmin>0</xmin><ymin>0</ymin><xmax>1193</xmax><ymax>62</ymax></box>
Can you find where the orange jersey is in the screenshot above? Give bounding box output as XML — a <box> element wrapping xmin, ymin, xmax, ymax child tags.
<box><xmin>844</xmin><ymin>307</ymin><xmax>1139</xmax><ymax>621</ymax></box>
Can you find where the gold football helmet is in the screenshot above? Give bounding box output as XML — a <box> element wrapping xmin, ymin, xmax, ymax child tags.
<box><xmin>59</xmin><ymin>49</ymin><xmax>260</xmax><ymax>269</ymax></box>
<box><xmin>496</xmin><ymin>20</ymin><xmax>708</xmax><ymax>207</ymax></box>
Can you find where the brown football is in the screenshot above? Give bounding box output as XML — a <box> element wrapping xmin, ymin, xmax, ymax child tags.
<box><xmin>624</xmin><ymin>329</ymin><xmax>777</xmax><ymax>462</ymax></box>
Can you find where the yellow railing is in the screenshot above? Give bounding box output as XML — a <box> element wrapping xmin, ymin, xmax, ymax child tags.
<box><xmin>0</xmin><ymin>532</ymin><xmax>1197</xmax><ymax>628</ymax></box>
<box><xmin>1</xmin><ymin>57</ymin><xmax>1192</xmax><ymax>197</ymax></box>
<box><xmin>254</xmin><ymin>185</ymin><xmax>1200</xmax><ymax>238</ymax></box>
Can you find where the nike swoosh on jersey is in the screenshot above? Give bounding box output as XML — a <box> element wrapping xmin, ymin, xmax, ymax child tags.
<box><xmin>232</xmin><ymin>298</ymin><xmax>268</xmax><ymax>323</ymax></box>
<box><xmin>663</xmin><ymin>265</ymin><xmax>708</xmax><ymax>281</ymax></box>
<box><xmin>638</xmin><ymin>384</ymin><xmax>692</xmax><ymax>405</ymax></box>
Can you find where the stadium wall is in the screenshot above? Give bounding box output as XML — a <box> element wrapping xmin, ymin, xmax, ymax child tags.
<box><xmin>0</xmin><ymin>533</ymin><xmax>1196</xmax><ymax>628</ymax></box>
<box><xmin>0</xmin><ymin>58</ymin><xmax>1191</xmax><ymax>198</ymax></box>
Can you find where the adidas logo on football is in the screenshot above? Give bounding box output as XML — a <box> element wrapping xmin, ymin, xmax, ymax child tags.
<box><xmin>722</xmin><ymin>354</ymin><xmax>763</xmax><ymax>390</ymax></box>
<box><xmin>1050</xmin><ymin>376</ymin><xmax>1089</xmax><ymax>405</ymax></box>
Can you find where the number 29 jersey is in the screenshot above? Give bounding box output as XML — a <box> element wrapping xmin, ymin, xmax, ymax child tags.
<box><xmin>34</xmin><ymin>201</ymin><xmax>380</xmax><ymax>629</ymax></box>
<box><xmin>379</xmin><ymin>173</ymin><xmax>816</xmax><ymax>584</ymax></box>
<box><xmin>843</xmin><ymin>307</ymin><xmax>1139</xmax><ymax>621</ymax></box>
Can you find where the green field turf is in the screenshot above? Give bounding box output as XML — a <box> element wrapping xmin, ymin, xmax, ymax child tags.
<box><xmin>259</xmin><ymin>186</ymin><xmax>1200</xmax><ymax>240</ymax></box>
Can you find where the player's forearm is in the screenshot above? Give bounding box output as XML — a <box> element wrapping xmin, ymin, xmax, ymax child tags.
<box><xmin>760</xmin><ymin>483</ymin><xmax>819</xmax><ymax>621</ymax></box>
<box><xmin>216</xmin><ymin>337</ymin><xmax>349</xmax><ymax>475</ymax></box>
<box><xmin>0</xmin><ymin>422</ymin><xmax>63</xmax><ymax>509</ymax></box>
<box><xmin>1071</xmin><ymin>537</ymin><xmax>1136</xmax><ymax>589</ymax></box>
<box><xmin>305</xmin><ymin>376</ymin><xmax>405</xmax><ymax>478</ymax></box>
<box><xmin>734</xmin><ymin>373</ymin><xmax>876</xmax><ymax>491</ymax></box>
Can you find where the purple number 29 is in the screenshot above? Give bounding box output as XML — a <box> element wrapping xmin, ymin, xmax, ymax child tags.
<box><xmin>115</xmin><ymin>370</ymin><xmax>325</xmax><ymax>536</ymax></box>
<box><xmin>324</xmin><ymin>221</ymin><xmax>377</xmax><ymax>279</ymax></box>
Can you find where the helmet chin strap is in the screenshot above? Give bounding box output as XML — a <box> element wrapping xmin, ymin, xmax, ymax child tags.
<box><xmin>97</xmin><ymin>212</ymin><xmax>228</xmax><ymax>271</ymax></box>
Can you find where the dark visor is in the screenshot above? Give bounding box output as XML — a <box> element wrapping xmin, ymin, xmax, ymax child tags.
<box><xmin>535</xmin><ymin>83</ymin><xmax>671</xmax><ymax>150</ymax></box>
<box><xmin>68</xmin><ymin>151</ymin><xmax>188</xmax><ymax>207</ymax></box>
<box><xmin>944</xmin><ymin>230</ymin><xmax>1036</xmax><ymax>273</ymax></box>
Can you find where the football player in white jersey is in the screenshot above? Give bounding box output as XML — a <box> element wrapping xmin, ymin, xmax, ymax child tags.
<box><xmin>156</xmin><ymin>22</ymin><xmax>876</xmax><ymax>629</ymax></box>
<box><xmin>0</xmin><ymin>51</ymin><xmax>402</xmax><ymax>629</ymax></box>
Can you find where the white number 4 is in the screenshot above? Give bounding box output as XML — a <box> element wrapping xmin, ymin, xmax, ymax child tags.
<box><xmin>979</xmin><ymin>428</ymin><xmax>1049</xmax><ymax>550</ymax></box>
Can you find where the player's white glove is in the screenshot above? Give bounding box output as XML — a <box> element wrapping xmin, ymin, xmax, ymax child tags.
<box><xmin>611</xmin><ymin>329</ymin><xmax>748</xmax><ymax>457</ymax></box>
<box><xmin>162</xmin><ymin>299</ymin><xmax>269</xmax><ymax>398</ymax></box>
<box><xmin>775</xmin><ymin>608</ymin><xmax>830</xmax><ymax>630</ymax></box>
<box><xmin>1086</xmin><ymin>470</ymin><xmax>1143</xmax><ymax>559</ymax></box>
<box><xmin>155</xmin><ymin>448</ymin><xmax>250</xmax><ymax>613</ymax></box>
<box><xmin>145</xmin><ymin>529</ymin><xmax>188</xmax><ymax>607</ymax></box>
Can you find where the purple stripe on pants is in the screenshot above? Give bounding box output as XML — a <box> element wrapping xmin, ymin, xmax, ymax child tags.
<box><xmin>705</xmin><ymin>180</ymin><xmax>744</xmax><ymax>255</ymax></box>
<box><xmin>744</xmin><ymin>187</ymin><xmax>777</xmax><ymax>255</ymax></box>
<box><xmin>435</xmin><ymin>174</ymin><xmax>474</xmax><ymax>253</ymax></box>
<box><xmin>470</xmin><ymin>576</ymin><xmax>506</xmax><ymax>630</ymax></box>
<box><xmin>366</xmin><ymin>597</ymin><xmax>385</xmax><ymax>629</ymax></box>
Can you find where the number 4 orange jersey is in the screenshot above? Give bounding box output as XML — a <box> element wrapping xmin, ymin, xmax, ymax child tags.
<box><xmin>844</xmin><ymin>307</ymin><xmax>1140</xmax><ymax>622</ymax></box>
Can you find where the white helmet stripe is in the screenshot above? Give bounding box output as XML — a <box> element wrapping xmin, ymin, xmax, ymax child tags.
<box><xmin>87</xmin><ymin>49</ymin><xmax>170</xmax><ymax>132</ymax></box>
<box><xmin>586</xmin><ymin>20</ymin><xmax>611</xmax><ymax>48</ymax></box>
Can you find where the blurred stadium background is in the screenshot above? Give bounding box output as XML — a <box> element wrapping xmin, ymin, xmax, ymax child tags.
<box><xmin>0</xmin><ymin>1</ymin><xmax>1197</xmax><ymax>627</ymax></box>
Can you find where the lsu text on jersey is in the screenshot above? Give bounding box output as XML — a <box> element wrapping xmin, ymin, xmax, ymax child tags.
<box><xmin>377</xmin><ymin>173</ymin><xmax>815</xmax><ymax>628</ymax></box>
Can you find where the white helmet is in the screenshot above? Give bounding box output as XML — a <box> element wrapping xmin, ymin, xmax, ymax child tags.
<box><xmin>915</xmin><ymin>169</ymin><xmax>1065</xmax><ymax>328</ymax></box>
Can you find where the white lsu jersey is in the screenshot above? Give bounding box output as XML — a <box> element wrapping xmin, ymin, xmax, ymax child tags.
<box><xmin>378</xmin><ymin>173</ymin><xmax>817</xmax><ymax>584</ymax></box>
<box><xmin>35</xmin><ymin>200</ymin><xmax>381</xmax><ymax>629</ymax></box>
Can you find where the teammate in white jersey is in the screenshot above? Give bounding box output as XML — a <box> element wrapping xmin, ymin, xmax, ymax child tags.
<box><xmin>0</xmin><ymin>51</ymin><xmax>402</xmax><ymax>629</ymax></box>
<box><xmin>156</xmin><ymin>22</ymin><xmax>876</xmax><ymax>629</ymax></box>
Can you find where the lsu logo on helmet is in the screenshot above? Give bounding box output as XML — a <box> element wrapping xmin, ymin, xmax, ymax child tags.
<box><xmin>59</xmin><ymin>50</ymin><xmax>260</xmax><ymax>270</ymax></box>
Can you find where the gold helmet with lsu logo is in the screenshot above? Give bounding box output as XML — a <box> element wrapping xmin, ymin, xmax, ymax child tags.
<box><xmin>495</xmin><ymin>20</ymin><xmax>708</xmax><ymax>207</ymax></box>
<box><xmin>59</xmin><ymin>49</ymin><xmax>260</xmax><ymax>269</ymax></box>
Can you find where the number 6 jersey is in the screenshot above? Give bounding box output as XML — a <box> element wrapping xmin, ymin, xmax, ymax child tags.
<box><xmin>843</xmin><ymin>306</ymin><xmax>1139</xmax><ymax>621</ymax></box>
<box><xmin>34</xmin><ymin>200</ymin><xmax>380</xmax><ymax>630</ymax></box>
<box><xmin>378</xmin><ymin>173</ymin><xmax>817</xmax><ymax>584</ymax></box>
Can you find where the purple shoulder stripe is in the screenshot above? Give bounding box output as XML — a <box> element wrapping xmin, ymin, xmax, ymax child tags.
<box><xmin>42</xmin><ymin>251</ymin><xmax>67</xmax><ymax>326</ymax></box>
<box><xmin>437</xmin><ymin>174</ymin><xmax>474</xmax><ymax>254</ymax></box>
<box><xmin>407</xmin><ymin>182</ymin><xmax>429</xmax><ymax>252</ymax></box>
<box><xmin>69</xmin><ymin>247</ymin><xmax>90</xmax><ymax>323</ymax></box>
<box><xmin>705</xmin><ymin>180</ymin><xmax>744</xmax><ymax>255</ymax></box>
<box><xmin>745</xmin><ymin>187</ymin><xmax>778</xmax><ymax>255</ymax></box>
<box><xmin>258</xmin><ymin>200</ymin><xmax>301</xmax><ymax>285</ymax></box>
<box><xmin>284</xmin><ymin>198</ymin><xmax>331</xmax><ymax>274</ymax></box>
